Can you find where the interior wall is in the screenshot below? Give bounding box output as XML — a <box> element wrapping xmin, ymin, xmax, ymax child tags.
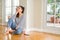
<box><xmin>2</xmin><ymin>0</ymin><xmax>7</xmax><ymax>25</ymax></box>
<box><xmin>33</xmin><ymin>0</ymin><xmax>42</xmax><ymax>28</ymax></box>
<box><xmin>27</xmin><ymin>0</ymin><xmax>43</xmax><ymax>29</ymax></box>
<box><xmin>0</xmin><ymin>0</ymin><xmax>2</xmax><ymax>24</ymax></box>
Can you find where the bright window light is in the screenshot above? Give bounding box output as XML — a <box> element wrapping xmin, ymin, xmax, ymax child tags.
<box><xmin>5</xmin><ymin>0</ymin><xmax>19</xmax><ymax>22</ymax></box>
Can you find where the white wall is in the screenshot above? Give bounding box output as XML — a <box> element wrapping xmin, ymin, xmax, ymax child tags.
<box><xmin>0</xmin><ymin>0</ymin><xmax>2</xmax><ymax>24</ymax></box>
<box><xmin>26</xmin><ymin>0</ymin><xmax>45</xmax><ymax>33</ymax></box>
<box><xmin>27</xmin><ymin>0</ymin><xmax>43</xmax><ymax>29</ymax></box>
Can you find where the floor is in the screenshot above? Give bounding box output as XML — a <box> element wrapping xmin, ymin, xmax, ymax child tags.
<box><xmin>0</xmin><ymin>25</ymin><xmax>60</xmax><ymax>40</ymax></box>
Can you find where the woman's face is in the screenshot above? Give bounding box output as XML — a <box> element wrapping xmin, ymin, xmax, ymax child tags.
<box><xmin>16</xmin><ymin>6</ymin><xmax>22</xmax><ymax>13</ymax></box>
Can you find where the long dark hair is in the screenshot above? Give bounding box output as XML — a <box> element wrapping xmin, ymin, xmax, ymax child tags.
<box><xmin>16</xmin><ymin>6</ymin><xmax>24</xmax><ymax>18</ymax></box>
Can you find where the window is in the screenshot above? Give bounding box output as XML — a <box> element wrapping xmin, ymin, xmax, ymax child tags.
<box><xmin>5</xmin><ymin>0</ymin><xmax>19</xmax><ymax>22</ymax></box>
<box><xmin>47</xmin><ymin>0</ymin><xmax>60</xmax><ymax>27</ymax></box>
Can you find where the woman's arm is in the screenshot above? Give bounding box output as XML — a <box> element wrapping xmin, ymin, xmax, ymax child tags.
<box><xmin>15</xmin><ymin>15</ymin><xmax>25</xmax><ymax>30</ymax></box>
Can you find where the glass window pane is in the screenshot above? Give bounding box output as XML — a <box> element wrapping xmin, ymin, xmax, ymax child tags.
<box><xmin>5</xmin><ymin>0</ymin><xmax>19</xmax><ymax>22</ymax></box>
<box><xmin>6</xmin><ymin>7</ymin><xmax>11</xmax><ymax>22</ymax></box>
<box><xmin>47</xmin><ymin>0</ymin><xmax>55</xmax><ymax>27</ymax></box>
<box><xmin>12</xmin><ymin>0</ymin><xmax>19</xmax><ymax>14</ymax></box>
<box><xmin>55</xmin><ymin>2</ymin><xmax>60</xmax><ymax>27</ymax></box>
<box><xmin>12</xmin><ymin>6</ymin><xmax>16</xmax><ymax>14</ymax></box>
<box><xmin>47</xmin><ymin>4</ymin><xmax>55</xmax><ymax>22</ymax></box>
<box><xmin>13</xmin><ymin>0</ymin><xmax>19</xmax><ymax>6</ymax></box>
<box><xmin>47</xmin><ymin>3</ymin><xmax>55</xmax><ymax>27</ymax></box>
<box><xmin>47</xmin><ymin>0</ymin><xmax>60</xmax><ymax>27</ymax></box>
<box><xmin>5</xmin><ymin>0</ymin><xmax>11</xmax><ymax>7</ymax></box>
<box><xmin>48</xmin><ymin>0</ymin><xmax>54</xmax><ymax>3</ymax></box>
<box><xmin>56</xmin><ymin>0</ymin><xmax>60</xmax><ymax>2</ymax></box>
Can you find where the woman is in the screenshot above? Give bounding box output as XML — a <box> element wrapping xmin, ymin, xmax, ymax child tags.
<box><xmin>6</xmin><ymin>6</ymin><xmax>25</xmax><ymax>35</ymax></box>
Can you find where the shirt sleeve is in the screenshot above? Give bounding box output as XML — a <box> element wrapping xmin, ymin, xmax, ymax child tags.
<box><xmin>17</xmin><ymin>15</ymin><xmax>25</xmax><ymax>30</ymax></box>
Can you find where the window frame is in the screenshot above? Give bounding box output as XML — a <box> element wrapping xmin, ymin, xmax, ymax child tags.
<box><xmin>47</xmin><ymin>0</ymin><xmax>60</xmax><ymax>27</ymax></box>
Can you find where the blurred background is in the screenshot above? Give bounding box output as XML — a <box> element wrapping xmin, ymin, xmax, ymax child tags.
<box><xmin>0</xmin><ymin>0</ymin><xmax>60</xmax><ymax>40</ymax></box>
<box><xmin>0</xmin><ymin>0</ymin><xmax>60</xmax><ymax>35</ymax></box>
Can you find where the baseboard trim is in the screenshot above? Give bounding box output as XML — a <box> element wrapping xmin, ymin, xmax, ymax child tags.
<box><xmin>26</xmin><ymin>28</ymin><xmax>60</xmax><ymax>35</ymax></box>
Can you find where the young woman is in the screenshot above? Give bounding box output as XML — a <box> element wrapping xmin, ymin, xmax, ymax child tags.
<box><xmin>6</xmin><ymin>6</ymin><xmax>25</xmax><ymax>35</ymax></box>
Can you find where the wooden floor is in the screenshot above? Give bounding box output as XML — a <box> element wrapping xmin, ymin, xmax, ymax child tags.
<box><xmin>0</xmin><ymin>25</ymin><xmax>60</xmax><ymax>40</ymax></box>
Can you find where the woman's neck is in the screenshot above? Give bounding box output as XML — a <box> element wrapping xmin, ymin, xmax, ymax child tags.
<box><xmin>19</xmin><ymin>12</ymin><xmax>23</xmax><ymax>17</ymax></box>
